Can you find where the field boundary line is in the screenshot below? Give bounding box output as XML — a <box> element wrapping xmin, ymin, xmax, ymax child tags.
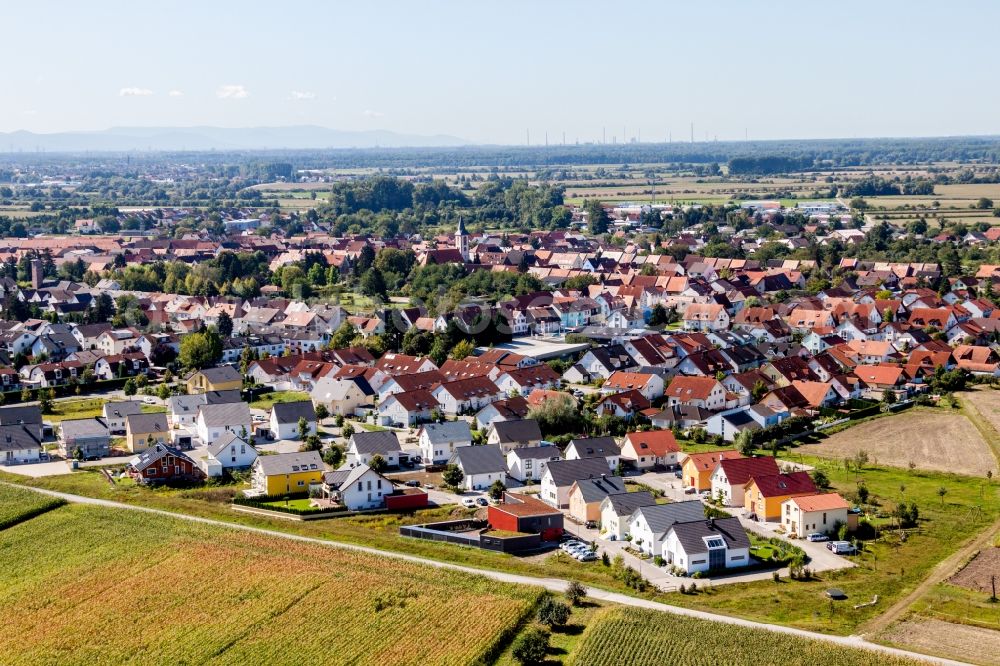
<box><xmin>3</xmin><ymin>482</ymin><xmax>972</xmax><ymax>666</ymax></box>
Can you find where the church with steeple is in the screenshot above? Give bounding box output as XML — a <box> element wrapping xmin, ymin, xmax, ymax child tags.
<box><xmin>455</xmin><ymin>216</ymin><xmax>470</xmax><ymax>262</ymax></box>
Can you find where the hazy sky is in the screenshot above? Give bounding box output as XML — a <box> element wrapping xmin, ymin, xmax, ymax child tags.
<box><xmin>3</xmin><ymin>0</ymin><xmax>999</xmax><ymax>143</ymax></box>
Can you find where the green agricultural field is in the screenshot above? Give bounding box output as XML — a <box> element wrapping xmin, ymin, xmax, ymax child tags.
<box><xmin>0</xmin><ymin>502</ymin><xmax>541</xmax><ymax>665</ymax></box>
<box><xmin>566</xmin><ymin>607</ymin><xmax>922</xmax><ymax>666</ymax></box>
<box><xmin>0</xmin><ymin>484</ymin><xmax>64</xmax><ymax>529</ymax></box>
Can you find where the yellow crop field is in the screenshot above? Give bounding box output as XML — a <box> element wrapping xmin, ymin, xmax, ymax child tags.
<box><xmin>567</xmin><ymin>607</ymin><xmax>923</xmax><ymax>666</ymax></box>
<box><xmin>0</xmin><ymin>502</ymin><xmax>540</xmax><ymax>666</ymax></box>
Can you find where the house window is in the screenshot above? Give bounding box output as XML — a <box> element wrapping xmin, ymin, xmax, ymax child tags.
<box><xmin>297</xmin><ymin>480</ymin><xmax>304</xmax><ymax>487</ymax></box>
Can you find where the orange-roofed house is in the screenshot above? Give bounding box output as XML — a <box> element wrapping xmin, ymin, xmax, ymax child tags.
<box><xmin>619</xmin><ymin>430</ymin><xmax>681</xmax><ymax>470</ymax></box>
<box><xmin>665</xmin><ymin>375</ymin><xmax>726</xmax><ymax>411</ymax></box>
<box><xmin>681</xmin><ymin>450</ymin><xmax>744</xmax><ymax>491</ymax></box>
<box><xmin>781</xmin><ymin>493</ymin><xmax>852</xmax><ymax>537</ymax></box>
<box><xmin>952</xmin><ymin>345</ymin><xmax>1000</xmax><ymax>376</ymax></box>
<box><xmin>602</xmin><ymin>370</ymin><xmax>666</xmax><ymax>401</ymax></box>
<box><xmin>682</xmin><ymin>303</ymin><xmax>730</xmax><ymax>332</ymax></box>
<box><xmin>790</xmin><ymin>380</ymin><xmax>841</xmax><ymax>409</ymax></box>
<box><xmin>853</xmin><ymin>364</ymin><xmax>908</xmax><ymax>399</ymax></box>
<box><xmin>743</xmin><ymin>472</ymin><xmax>818</xmax><ymax>521</ymax></box>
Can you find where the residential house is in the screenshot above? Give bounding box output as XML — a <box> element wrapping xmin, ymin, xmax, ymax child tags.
<box><xmin>744</xmin><ymin>471</ymin><xmax>819</xmax><ymax>521</ymax></box>
<box><xmin>505</xmin><ymin>445</ymin><xmax>562</xmax><ymax>483</ymax></box>
<box><xmin>665</xmin><ymin>375</ymin><xmax>726</xmax><ymax>412</ymax></box>
<box><xmin>377</xmin><ymin>389</ymin><xmax>437</xmax><ymax>427</ymax></box>
<box><xmin>59</xmin><ymin>417</ymin><xmax>111</xmax><ymax>459</ymax></box>
<box><xmin>102</xmin><ymin>400</ymin><xmax>143</xmax><ymax>434</ymax></box>
<box><xmin>619</xmin><ymin>430</ymin><xmax>681</xmax><ymax>470</ymax></box>
<box><xmin>346</xmin><ymin>431</ymin><xmax>402</xmax><ymax>468</ymax></box>
<box><xmin>599</xmin><ymin>491</ymin><xmax>657</xmax><ymax>540</ymax></box>
<box><xmin>661</xmin><ymin>517</ymin><xmax>751</xmax><ymax>574</ymax></box>
<box><xmin>681</xmin><ymin>450</ymin><xmax>744</xmax><ymax>491</ymax></box>
<box><xmin>430</xmin><ymin>376</ymin><xmax>504</xmax><ymax>414</ymax></box>
<box><xmin>567</xmin><ymin>474</ymin><xmax>626</xmax><ymax>524</ymax></box>
<box><xmin>682</xmin><ymin>303</ymin><xmax>730</xmax><ymax>331</ymax></box>
<box><xmin>540</xmin><ymin>457</ymin><xmax>614</xmax><ymax>508</ymax></box>
<box><xmin>0</xmin><ymin>405</ymin><xmax>43</xmax><ymax>440</ymax></box>
<box><xmin>0</xmin><ymin>424</ymin><xmax>43</xmax><ymax>465</ymax></box>
<box><xmin>321</xmin><ymin>464</ymin><xmax>393</xmax><ymax>510</ymax></box>
<box><xmin>418</xmin><ymin>421</ymin><xmax>472</xmax><ymax>465</ymax></box>
<box><xmin>625</xmin><ymin>500</ymin><xmax>707</xmax><ymax>555</ymax></box>
<box><xmin>269</xmin><ymin>400</ymin><xmax>317</xmax><ymax>440</ymax></box>
<box><xmin>474</xmin><ymin>396</ymin><xmax>530</xmax><ymax>429</ymax></box>
<box><xmin>602</xmin><ymin>371</ymin><xmax>666</xmax><ymax>401</ymax></box>
<box><xmin>486</xmin><ymin>419</ymin><xmax>543</xmax><ymax>453</ymax></box>
<box><xmin>196</xmin><ymin>402</ymin><xmax>252</xmax><ymax>446</ymax></box>
<box><xmin>127</xmin><ymin>444</ymin><xmax>204</xmax><ymax>485</ymax></box>
<box><xmin>564</xmin><ymin>436</ymin><xmax>621</xmax><ymax>471</ymax></box>
<box><xmin>202</xmin><ymin>432</ymin><xmax>258</xmax><ymax>478</ymax></box>
<box><xmin>710</xmin><ymin>456</ymin><xmax>780</xmax><ymax>507</ymax></box>
<box><xmin>310</xmin><ymin>377</ymin><xmax>371</xmax><ymax>417</ymax></box>
<box><xmin>125</xmin><ymin>413</ymin><xmax>170</xmax><ymax>453</ymax></box>
<box><xmin>449</xmin><ymin>444</ymin><xmax>507</xmax><ymax>491</ymax></box>
<box><xmin>249</xmin><ymin>451</ymin><xmax>324</xmax><ymax>496</ymax></box>
<box><xmin>781</xmin><ymin>492</ymin><xmax>851</xmax><ymax>537</ymax></box>
<box><xmin>186</xmin><ymin>366</ymin><xmax>242</xmax><ymax>394</ymax></box>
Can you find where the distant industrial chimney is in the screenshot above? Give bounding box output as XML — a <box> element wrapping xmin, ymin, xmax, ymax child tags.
<box><xmin>30</xmin><ymin>259</ymin><xmax>43</xmax><ymax>290</ymax></box>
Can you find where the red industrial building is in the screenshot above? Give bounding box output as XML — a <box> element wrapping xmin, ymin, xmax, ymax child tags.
<box><xmin>488</xmin><ymin>492</ymin><xmax>564</xmax><ymax>541</ymax></box>
<box><xmin>385</xmin><ymin>487</ymin><xmax>429</xmax><ymax>511</ymax></box>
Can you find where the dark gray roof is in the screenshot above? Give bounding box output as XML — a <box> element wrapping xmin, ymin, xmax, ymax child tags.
<box><xmin>103</xmin><ymin>401</ymin><xmax>143</xmax><ymax>420</ymax></box>
<box><xmin>668</xmin><ymin>516</ymin><xmax>751</xmax><ymax>553</ymax></box>
<box><xmin>129</xmin><ymin>444</ymin><xmax>196</xmax><ymax>470</ymax></box>
<box><xmin>566</xmin><ymin>436</ymin><xmax>621</xmax><ymax>459</ymax></box>
<box><xmin>450</xmin><ymin>444</ymin><xmax>506</xmax><ymax>476</ymax></box>
<box><xmin>630</xmin><ymin>500</ymin><xmax>706</xmax><ymax>537</ymax></box>
<box><xmin>490</xmin><ymin>418</ymin><xmax>542</xmax><ymax>443</ymax></box>
<box><xmin>0</xmin><ymin>405</ymin><xmax>42</xmax><ymax>427</ymax></box>
<box><xmin>206</xmin><ymin>431</ymin><xmax>253</xmax><ymax>457</ymax></box>
<box><xmin>271</xmin><ymin>400</ymin><xmax>316</xmax><ymax>424</ymax></box>
<box><xmin>573</xmin><ymin>475</ymin><xmax>626</xmax><ymax>503</ymax></box>
<box><xmin>420</xmin><ymin>421</ymin><xmax>472</xmax><ymax>445</ymax></box>
<box><xmin>206</xmin><ymin>390</ymin><xmax>243</xmax><ymax>404</ymax></box>
<box><xmin>198</xmin><ymin>402</ymin><xmax>251</xmax><ymax>427</ymax></box>
<box><xmin>601</xmin><ymin>490</ymin><xmax>657</xmax><ymax>516</ymax></box>
<box><xmin>544</xmin><ymin>457</ymin><xmax>612</xmax><ymax>487</ymax></box>
<box><xmin>508</xmin><ymin>445</ymin><xmax>561</xmax><ymax>460</ymax></box>
<box><xmin>350</xmin><ymin>430</ymin><xmax>401</xmax><ymax>455</ymax></box>
<box><xmin>169</xmin><ymin>394</ymin><xmax>207</xmax><ymax>415</ymax></box>
<box><xmin>60</xmin><ymin>417</ymin><xmax>110</xmax><ymax>441</ymax></box>
<box><xmin>255</xmin><ymin>450</ymin><xmax>324</xmax><ymax>476</ymax></box>
<box><xmin>0</xmin><ymin>424</ymin><xmax>41</xmax><ymax>452</ymax></box>
<box><xmin>195</xmin><ymin>366</ymin><xmax>242</xmax><ymax>383</ymax></box>
<box><xmin>125</xmin><ymin>412</ymin><xmax>169</xmax><ymax>434</ymax></box>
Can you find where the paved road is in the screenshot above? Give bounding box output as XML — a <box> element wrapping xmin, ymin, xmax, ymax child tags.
<box><xmin>7</xmin><ymin>482</ymin><xmax>967</xmax><ymax>666</ymax></box>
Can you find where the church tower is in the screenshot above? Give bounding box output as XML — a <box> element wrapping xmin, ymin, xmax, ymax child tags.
<box><xmin>456</xmin><ymin>216</ymin><xmax>470</xmax><ymax>262</ymax></box>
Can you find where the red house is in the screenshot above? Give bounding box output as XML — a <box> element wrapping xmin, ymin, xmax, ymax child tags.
<box><xmin>488</xmin><ymin>492</ymin><xmax>564</xmax><ymax>541</ymax></box>
<box><xmin>127</xmin><ymin>444</ymin><xmax>203</xmax><ymax>484</ymax></box>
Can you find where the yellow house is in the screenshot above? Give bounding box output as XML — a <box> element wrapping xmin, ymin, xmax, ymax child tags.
<box><xmin>743</xmin><ymin>471</ymin><xmax>818</xmax><ymax>521</ymax></box>
<box><xmin>250</xmin><ymin>451</ymin><xmax>325</xmax><ymax>496</ymax></box>
<box><xmin>186</xmin><ymin>366</ymin><xmax>242</xmax><ymax>394</ymax></box>
<box><xmin>566</xmin><ymin>475</ymin><xmax>626</xmax><ymax>524</ymax></box>
<box><xmin>125</xmin><ymin>413</ymin><xmax>170</xmax><ymax>453</ymax></box>
<box><xmin>680</xmin><ymin>450</ymin><xmax>743</xmax><ymax>491</ymax></box>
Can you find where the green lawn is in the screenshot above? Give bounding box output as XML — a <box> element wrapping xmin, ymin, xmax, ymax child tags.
<box><xmin>261</xmin><ymin>498</ymin><xmax>315</xmax><ymax>511</ymax></box>
<box><xmin>249</xmin><ymin>390</ymin><xmax>310</xmax><ymax>411</ymax></box>
<box><xmin>43</xmin><ymin>397</ymin><xmax>107</xmax><ymax>422</ymax></box>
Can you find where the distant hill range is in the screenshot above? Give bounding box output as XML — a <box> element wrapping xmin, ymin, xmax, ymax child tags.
<box><xmin>0</xmin><ymin>125</ymin><xmax>468</xmax><ymax>152</ymax></box>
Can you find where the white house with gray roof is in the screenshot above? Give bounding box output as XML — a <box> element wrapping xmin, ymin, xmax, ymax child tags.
<box><xmin>322</xmin><ymin>464</ymin><xmax>392</xmax><ymax>510</ymax></box>
<box><xmin>564</xmin><ymin>436</ymin><xmax>621</xmax><ymax>471</ymax></box>
<box><xmin>196</xmin><ymin>402</ymin><xmax>252</xmax><ymax>446</ymax></box>
<box><xmin>540</xmin><ymin>457</ymin><xmax>614</xmax><ymax>508</ymax></box>
<box><xmin>418</xmin><ymin>421</ymin><xmax>472</xmax><ymax>465</ymax></box>
<box><xmin>626</xmin><ymin>500</ymin><xmax>707</xmax><ymax>555</ymax></box>
<box><xmin>269</xmin><ymin>400</ymin><xmax>316</xmax><ymax>440</ymax></box>
<box><xmin>449</xmin><ymin>444</ymin><xmax>506</xmax><ymax>491</ymax></box>
<box><xmin>346</xmin><ymin>431</ymin><xmax>401</xmax><ymax>468</ymax></box>
<box><xmin>661</xmin><ymin>516</ymin><xmax>751</xmax><ymax>573</ymax></box>
<box><xmin>599</xmin><ymin>491</ymin><xmax>657</xmax><ymax>540</ymax></box>
<box><xmin>202</xmin><ymin>432</ymin><xmax>257</xmax><ymax>477</ymax></box>
<box><xmin>505</xmin><ymin>445</ymin><xmax>562</xmax><ymax>483</ymax></box>
<box><xmin>102</xmin><ymin>400</ymin><xmax>143</xmax><ymax>434</ymax></box>
<box><xmin>59</xmin><ymin>417</ymin><xmax>110</xmax><ymax>459</ymax></box>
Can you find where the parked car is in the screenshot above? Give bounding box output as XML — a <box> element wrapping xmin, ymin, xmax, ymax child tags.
<box><xmin>585</xmin><ymin>520</ymin><xmax>597</xmax><ymax>529</ymax></box>
<box><xmin>404</xmin><ymin>479</ymin><xmax>420</xmax><ymax>487</ymax></box>
<box><xmin>577</xmin><ymin>552</ymin><xmax>598</xmax><ymax>562</ymax></box>
<box><xmin>806</xmin><ymin>532</ymin><xmax>829</xmax><ymax>542</ymax></box>
<box><xmin>673</xmin><ymin>470</ymin><xmax>683</xmax><ymax>479</ymax></box>
<box><xmin>684</xmin><ymin>487</ymin><xmax>696</xmax><ymax>494</ymax></box>
<box><xmin>827</xmin><ymin>540</ymin><xmax>857</xmax><ymax>554</ymax></box>
<box><xmin>423</xmin><ymin>483</ymin><xmax>435</xmax><ymax>489</ymax></box>
<box><xmin>462</xmin><ymin>498</ymin><xmax>477</xmax><ymax>508</ymax></box>
<box><xmin>476</xmin><ymin>497</ymin><xmax>488</xmax><ymax>506</ymax></box>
